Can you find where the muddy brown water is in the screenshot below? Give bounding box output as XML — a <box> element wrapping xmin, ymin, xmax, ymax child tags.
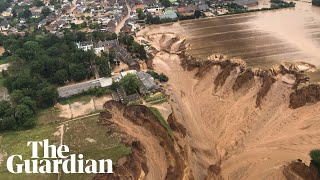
<box><xmin>177</xmin><ymin>0</ymin><xmax>320</xmax><ymax>81</ymax></box>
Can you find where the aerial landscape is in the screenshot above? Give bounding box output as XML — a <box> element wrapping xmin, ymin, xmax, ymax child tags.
<box><xmin>0</xmin><ymin>0</ymin><xmax>320</xmax><ymax>179</ymax></box>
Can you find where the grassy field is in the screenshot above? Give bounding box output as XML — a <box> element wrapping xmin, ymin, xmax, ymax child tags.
<box><xmin>59</xmin><ymin>95</ymin><xmax>92</xmax><ymax>105</ymax></box>
<box><xmin>148</xmin><ymin>107</ymin><xmax>174</xmax><ymax>139</ymax></box>
<box><xmin>0</xmin><ymin>73</ymin><xmax>5</xmax><ymax>91</ymax></box>
<box><xmin>37</xmin><ymin>107</ymin><xmax>68</xmax><ymax>126</ymax></box>
<box><xmin>0</xmin><ymin>125</ymin><xmax>60</xmax><ymax>179</ymax></box>
<box><xmin>0</xmin><ymin>114</ymin><xmax>131</xmax><ymax>180</ymax></box>
<box><xmin>60</xmin><ymin>115</ymin><xmax>131</xmax><ymax>180</ymax></box>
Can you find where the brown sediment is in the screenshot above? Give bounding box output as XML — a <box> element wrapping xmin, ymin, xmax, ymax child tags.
<box><xmin>289</xmin><ymin>84</ymin><xmax>320</xmax><ymax>109</ymax></box>
<box><xmin>90</xmin><ymin>27</ymin><xmax>320</xmax><ymax>180</ymax></box>
<box><xmin>94</xmin><ymin>101</ymin><xmax>189</xmax><ymax>180</ymax></box>
<box><xmin>282</xmin><ymin>160</ymin><xmax>319</xmax><ymax>180</ymax></box>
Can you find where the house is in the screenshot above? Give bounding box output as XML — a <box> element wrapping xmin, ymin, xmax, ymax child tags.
<box><xmin>77</xmin><ymin>40</ymin><xmax>118</xmax><ymax>54</ymax></box>
<box><xmin>76</xmin><ymin>41</ymin><xmax>94</xmax><ymax>51</ymax></box>
<box><xmin>112</xmin><ymin>44</ymin><xmax>138</xmax><ymax>68</ymax></box>
<box><xmin>232</xmin><ymin>0</ymin><xmax>258</xmax><ymax>5</ymax></box>
<box><xmin>57</xmin><ymin>77</ymin><xmax>112</xmax><ymax>98</ymax></box>
<box><xmin>132</xmin><ymin>4</ymin><xmax>145</xmax><ymax>12</ymax></box>
<box><xmin>136</xmin><ymin>71</ymin><xmax>160</xmax><ymax>94</ymax></box>
<box><xmin>159</xmin><ymin>13</ymin><xmax>178</xmax><ymax>20</ymax></box>
<box><xmin>198</xmin><ymin>4</ymin><xmax>210</xmax><ymax>11</ymax></box>
<box><xmin>0</xmin><ymin>19</ymin><xmax>10</xmax><ymax>31</ymax></box>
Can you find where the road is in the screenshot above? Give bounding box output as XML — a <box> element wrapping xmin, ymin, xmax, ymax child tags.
<box><xmin>115</xmin><ymin>2</ymin><xmax>131</xmax><ymax>34</ymax></box>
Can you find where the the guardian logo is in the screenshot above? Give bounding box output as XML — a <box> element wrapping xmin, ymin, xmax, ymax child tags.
<box><xmin>6</xmin><ymin>139</ymin><xmax>113</xmax><ymax>174</ymax></box>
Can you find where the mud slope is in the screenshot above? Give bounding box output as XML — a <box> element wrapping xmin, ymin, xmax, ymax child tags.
<box><xmin>136</xmin><ymin>30</ymin><xmax>320</xmax><ymax>180</ymax></box>
<box><xmin>94</xmin><ymin>101</ymin><xmax>189</xmax><ymax>180</ymax></box>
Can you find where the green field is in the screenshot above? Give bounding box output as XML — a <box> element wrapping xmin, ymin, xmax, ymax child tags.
<box><xmin>37</xmin><ymin>107</ymin><xmax>68</xmax><ymax>126</ymax></box>
<box><xmin>0</xmin><ymin>115</ymin><xmax>131</xmax><ymax>180</ymax></box>
<box><xmin>0</xmin><ymin>125</ymin><xmax>60</xmax><ymax>179</ymax></box>
<box><xmin>60</xmin><ymin>115</ymin><xmax>131</xmax><ymax>180</ymax></box>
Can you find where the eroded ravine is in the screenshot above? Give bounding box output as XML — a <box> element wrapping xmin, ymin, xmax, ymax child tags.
<box><xmin>96</xmin><ymin>30</ymin><xmax>320</xmax><ymax>179</ymax></box>
<box><xmin>135</xmin><ymin>31</ymin><xmax>320</xmax><ymax>179</ymax></box>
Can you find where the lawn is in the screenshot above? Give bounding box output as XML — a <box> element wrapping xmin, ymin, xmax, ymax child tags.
<box><xmin>60</xmin><ymin>115</ymin><xmax>132</xmax><ymax>180</ymax></box>
<box><xmin>59</xmin><ymin>95</ymin><xmax>92</xmax><ymax>105</ymax></box>
<box><xmin>0</xmin><ymin>111</ymin><xmax>131</xmax><ymax>180</ymax></box>
<box><xmin>0</xmin><ymin>125</ymin><xmax>60</xmax><ymax>179</ymax></box>
<box><xmin>37</xmin><ymin>107</ymin><xmax>68</xmax><ymax>126</ymax></box>
<box><xmin>0</xmin><ymin>73</ymin><xmax>5</xmax><ymax>91</ymax></box>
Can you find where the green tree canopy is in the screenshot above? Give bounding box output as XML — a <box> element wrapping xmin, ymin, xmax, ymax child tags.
<box><xmin>120</xmin><ymin>74</ymin><xmax>139</xmax><ymax>95</ymax></box>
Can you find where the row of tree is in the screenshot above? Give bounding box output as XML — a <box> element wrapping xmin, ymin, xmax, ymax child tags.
<box><xmin>0</xmin><ymin>31</ymin><xmax>117</xmax><ymax>131</ymax></box>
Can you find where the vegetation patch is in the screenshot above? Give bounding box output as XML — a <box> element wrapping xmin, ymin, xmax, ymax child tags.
<box><xmin>145</xmin><ymin>92</ymin><xmax>167</xmax><ymax>102</ymax></box>
<box><xmin>0</xmin><ymin>125</ymin><xmax>60</xmax><ymax>179</ymax></box>
<box><xmin>148</xmin><ymin>107</ymin><xmax>174</xmax><ymax>139</ymax></box>
<box><xmin>36</xmin><ymin>107</ymin><xmax>67</xmax><ymax>126</ymax></box>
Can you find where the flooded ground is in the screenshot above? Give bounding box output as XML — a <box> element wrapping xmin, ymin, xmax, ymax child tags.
<box><xmin>177</xmin><ymin>0</ymin><xmax>320</xmax><ymax>81</ymax></box>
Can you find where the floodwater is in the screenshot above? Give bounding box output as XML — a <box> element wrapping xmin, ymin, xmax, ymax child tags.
<box><xmin>179</xmin><ymin>0</ymin><xmax>320</xmax><ymax>80</ymax></box>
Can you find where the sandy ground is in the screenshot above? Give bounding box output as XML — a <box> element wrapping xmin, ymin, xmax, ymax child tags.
<box><xmin>0</xmin><ymin>47</ymin><xmax>4</xmax><ymax>56</ymax></box>
<box><xmin>0</xmin><ymin>63</ymin><xmax>9</xmax><ymax>72</ymax></box>
<box><xmin>94</xmin><ymin>95</ymin><xmax>113</xmax><ymax>110</ymax></box>
<box><xmin>113</xmin><ymin>62</ymin><xmax>129</xmax><ymax>73</ymax></box>
<box><xmin>56</xmin><ymin>104</ymin><xmax>72</xmax><ymax>119</ymax></box>
<box><xmin>150</xmin><ymin>102</ymin><xmax>172</xmax><ymax>121</ymax></box>
<box><xmin>57</xmin><ymin>95</ymin><xmax>112</xmax><ymax>119</ymax></box>
<box><xmin>70</xmin><ymin>99</ymin><xmax>96</xmax><ymax>118</ymax></box>
<box><xmin>137</xmin><ymin>30</ymin><xmax>320</xmax><ymax>179</ymax></box>
<box><xmin>108</xmin><ymin>104</ymin><xmax>168</xmax><ymax>179</ymax></box>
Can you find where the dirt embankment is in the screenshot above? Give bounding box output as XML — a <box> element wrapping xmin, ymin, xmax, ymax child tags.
<box><xmin>135</xmin><ymin>31</ymin><xmax>320</xmax><ymax>179</ymax></box>
<box><xmin>283</xmin><ymin>160</ymin><xmax>319</xmax><ymax>180</ymax></box>
<box><xmin>94</xmin><ymin>101</ymin><xmax>190</xmax><ymax>180</ymax></box>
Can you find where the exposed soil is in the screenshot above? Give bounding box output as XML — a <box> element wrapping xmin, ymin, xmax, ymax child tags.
<box><xmin>94</xmin><ymin>101</ymin><xmax>190</xmax><ymax>180</ymax></box>
<box><xmin>132</xmin><ymin>30</ymin><xmax>320</xmax><ymax>179</ymax></box>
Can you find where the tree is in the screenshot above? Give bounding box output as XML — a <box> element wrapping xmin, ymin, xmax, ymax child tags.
<box><xmin>137</xmin><ymin>8</ymin><xmax>146</xmax><ymax>20</ymax></box>
<box><xmin>11</xmin><ymin>90</ymin><xmax>25</xmax><ymax>104</ymax></box>
<box><xmin>0</xmin><ymin>116</ymin><xmax>17</xmax><ymax>130</ymax></box>
<box><xmin>19</xmin><ymin>97</ymin><xmax>37</xmax><ymax>112</ymax></box>
<box><xmin>312</xmin><ymin>0</ymin><xmax>320</xmax><ymax>6</ymax></box>
<box><xmin>20</xmin><ymin>9</ymin><xmax>32</xmax><ymax>19</ymax></box>
<box><xmin>159</xmin><ymin>73</ymin><xmax>169</xmax><ymax>82</ymax></box>
<box><xmin>41</xmin><ymin>7</ymin><xmax>51</xmax><ymax>17</ymax></box>
<box><xmin>160</xmin><ymin>0</ymin><xmax>171</xmax><ymax>7</ymax></box>
<box><xmin>15</xmin><ymin>104</ymin><xmax>34</xmax><ymax>126</ymax></box>
<box><xmin>36</xmin><ymin>86</ymin><xmax>58</xmax><ymax>108</ymax></box>
<box><xmin>19</xmin><ymin>41</ymin><xmax>41</xmax><ymax>61</ymax></box>
<box><xmin>310</xmin><ymin>149</ymin><xmax>320</xmax><ymax>167</ymax></box>
<box><xmin>53</xmin><ymin>69</ymin><xmax>69</xmax><ymax>85</ymax></box>
<box><xmin>194</xmin><ymin>10</ymin><xmax>202</xmax><ymax>18</ymax></box>
<box><xmin>0</xmin><ymin>101</ymin><xmax>11</xmax><ymax>117</ymax></box>
<box><xmin>69</xmin><ymin>64</ymin><xmax>87</xmax><ymax>81</ymax></box>
<box><xmin>34</xmin><ymin>0</ymin><xmax>45</xmax><ymax>7</ymax></box>
<box><xmin>120</xmin><ymin>74</ymin><xmax>139</xmax><ymax>95</ymax></box>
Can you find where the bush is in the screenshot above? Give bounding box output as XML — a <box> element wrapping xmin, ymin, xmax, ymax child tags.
<box><xmin>310</xmin><ymin>149</ymin><xmax>320</xmax><ymax>167</ymax></box>
<box><xmin>312</xmin><ymin>0</ymin><xmax>320</xmax><ymax>6</ymax></box>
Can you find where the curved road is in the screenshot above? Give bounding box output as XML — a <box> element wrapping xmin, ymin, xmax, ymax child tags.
<box><xmin>115</xmin><ymin>1</ymin><xmax>132</xmax><ymax>34</ymax></box>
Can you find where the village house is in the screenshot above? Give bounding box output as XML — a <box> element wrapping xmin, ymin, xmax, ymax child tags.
<box><xmin>76</xmin><ymin>40</ymin><xmax>119</xmax><ymax>54</ymax></box>
<box><xmin>0</xmin><ymin>19</ymin><xmax>10</xmax><ymax>31</ymax></box>
<box><xmin>136</xmin><ymin>71</ymin><xmax>160</xmax><ymax>94</ymax></box>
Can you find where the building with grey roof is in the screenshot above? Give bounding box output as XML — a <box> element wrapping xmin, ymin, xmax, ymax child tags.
<box><xmin>137</xmin><ymin>71</ymin><xmax>160</xmax><ymax>94</ymax></box>
<box><xmin>57</xmin><ymin>78</ymin><xmax>112</xmax><ymax>98</ymax></box>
